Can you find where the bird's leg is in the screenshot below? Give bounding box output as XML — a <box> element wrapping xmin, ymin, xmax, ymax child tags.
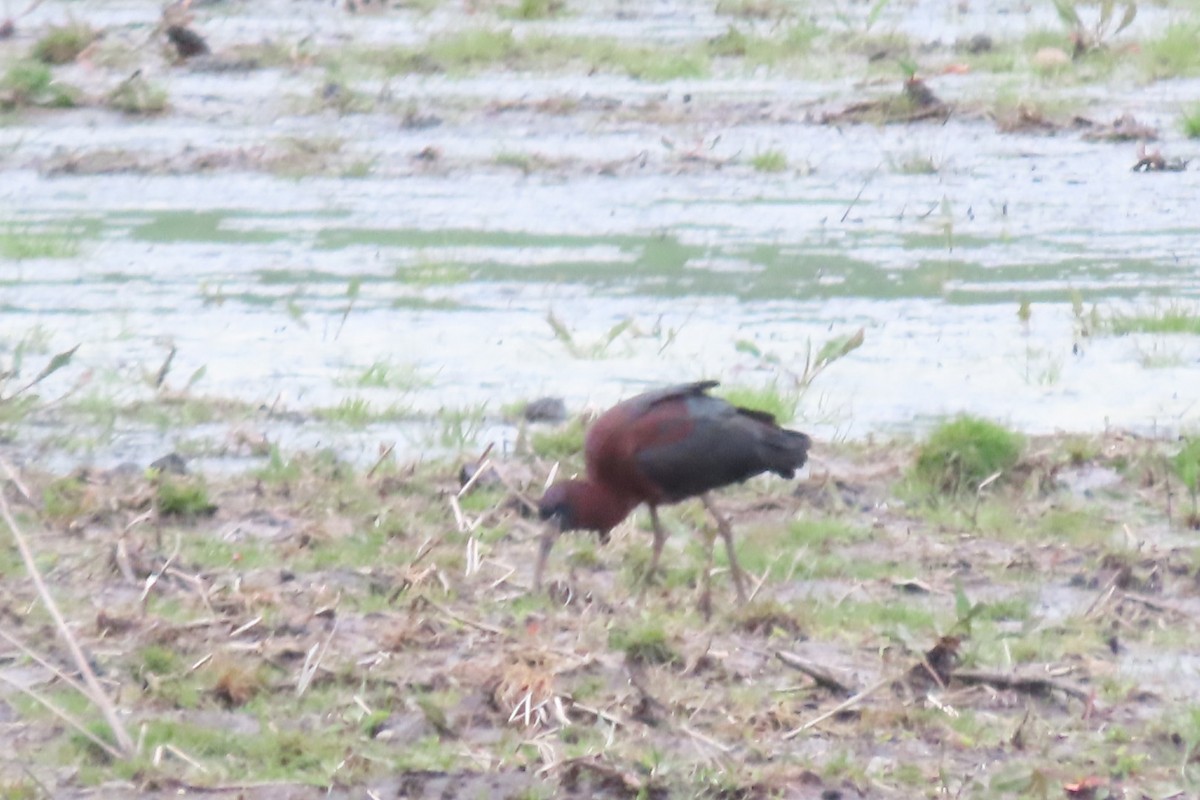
<box><xmin>647</xmin><ymin>505</ymin><xmax>668</xmax><ymax>584</ymax></box>
<box><xmin>698</xmin><ymin>523</ymin><xmax>715</xmax><ymax>620</ymax></box>
<box><xmin>700</xmin><ymin>493</ymin><xmax>748</xmax><ymax>604</ymax></box>
<box><xmin>636</xmin><ymin>506</ymin><xmax>669</xmax><ymax>600</ymax></box>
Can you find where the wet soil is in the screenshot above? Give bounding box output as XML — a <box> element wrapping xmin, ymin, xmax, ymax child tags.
<box><xmin>0</xmin><ymin>432</ymin><xmax>1197</xmax><ymax>797</ymax></box>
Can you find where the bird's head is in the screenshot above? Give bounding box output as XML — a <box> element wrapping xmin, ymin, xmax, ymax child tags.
<box><xmin>537</xmin><ymin>480</ymin><xmax>584</xmax><ymax>532</ymax></box>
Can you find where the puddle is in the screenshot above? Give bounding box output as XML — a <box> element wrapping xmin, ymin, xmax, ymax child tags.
<box><xmin>2</xmin><ymin>1</ymin><xmax>1200</xmax><ymax>468</ymax></box>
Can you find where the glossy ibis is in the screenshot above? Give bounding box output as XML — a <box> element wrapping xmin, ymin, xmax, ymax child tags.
<box><xmin>535</xmin><ymin>381</ymin><xmax>811</xmax><ymax>610</ymax></box>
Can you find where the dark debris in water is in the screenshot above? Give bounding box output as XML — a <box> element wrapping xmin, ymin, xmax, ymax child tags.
<box><xmin>821</xmin><ymin>77</ymin><xmax>951</xmax><ymax>126</ymax></box>
<box><xmin>1080</xmin><ymin>112</ymin><xmax>1157</xmax><ymax>142</ymax></box>
<box><xmin>1132</xmin><ymin>143</ymin><xmax>1189</xmax><ymax>173</ymax></box>
<box><xmin>523</xmin><ymin>396</ymin><xmax>568</xmax><ymax>423</ymax></box>
<box><xmin>166</xmin><ymin>25</ymin><xmax>210</xmax><ymax>60</ymax></box>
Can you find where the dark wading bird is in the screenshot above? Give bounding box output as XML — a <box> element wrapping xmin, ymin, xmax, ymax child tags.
<box><xmin>536</xmin><ymin>381</ymin><xmax>811</xmax><ymax>610</ymax></box>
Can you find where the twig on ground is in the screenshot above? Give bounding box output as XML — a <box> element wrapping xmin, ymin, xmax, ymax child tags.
<box><xmin>1117</xmin><ymin>590</ymin><xmax>1192</xmax><ymax>618</ymax></box>
<box><xmin>748</xmin><ymin>555</ymin><xmax>779</xmax><ymax>603</ymax></box>
<box><xmin>424</xmin><ymin>598</ymin><xmax>506</xmax><ymax>636</ymax></box>
<box><xmin>165</xmin><ymin>567</ymin><xmax>216</xmax><ymax>616</ymax></box>
<box><xmin>456</xmin><ymin>458</ymin><xmax>493</xmax><ymax>498</ymax></box>
<box><xmin>448</xmin><ymin>494</ymin><xmax>469</xmax><ymax>533</ymax></box>
<box><xmin>570</xmin><ymin>701</ymin><xmax>626</xmax><ymax>728</ymax></box>
<box><xmin>783</xmin><ymin>676</ymin><xmax>892</xmax><ymax>738</ymax></box>
<box><xmin>229</xmin><ymin>615</ymin><xmax>263</xmax><ymax>638</ymax></box>
<box><xmin>139</xmin><ymin>533</ymin><xmax>181</xmax><ymax>605</ymax></box>
<box><xmin>679</xmin><ymin>722</ymin><xmax>733</xmax><ymax>754</ymax></box>
<box><xmin>0</xmin><ymin>625</ymin><xmax>92</xmax><ymax>700</ymax></box>
<box><xmin>366</xmin><ymin>443</ymin><xmax>396</xmax><ymax>478</ymax></box>
<box><xmin>159</xmin><ymin>743</ymin><xmax>210</xmax><ymax>773</ymax></box>
<box><xmin>0</xmin><ymin>475</ymin><xmax>135</xmax><ymax>756</ymax></box>
<box><xmin>0</xmin><ymin>672</ymin><xmax>124</xmax><ymax>761</ymax></box>
<box><xmin>953</xmin><ymin>669</ymin><xmax>1090</xmax><ymax>702</ymax></box>
<box><xmin>0</xmin><ymin>460</ymin><xmax>34</xmax><ymax>504</ymax></box>
<box><xmin>775</xmin><ymin>651</ymin><xmax>855</xmax><ymax>696</ymax></box>
<box><xmin>297</xmin><ymin>618</ymin><xmax>340</xmax><ymax>697</ymax></box>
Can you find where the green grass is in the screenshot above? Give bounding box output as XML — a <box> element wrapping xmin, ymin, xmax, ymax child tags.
<box><xmin>1141</xmin><ymin>23</ymin><xmax>1200</xmax><ymax>80</ymax></box>
<box><xmin>107</xmin><ymin>718</ymin><xmax>371</xmax><ymax>783</ymax></box>
<box><xmin>315</xmin><ymin>397</ymin><xmax>410</xmax><ymax>428</ymax></box>
<box><xmin>808</xmin><ymin>597</ymin><xmax>939</xmax><ymax>638</ymax></box>
<box><xmin>1098</xmin><ymin>302</ymin><xmax>1200</xmax><ymax>335</ymax></box>
<box><xmin>737</xmin><ymin>519</ymin><xmax>889</xmax><ymax>580</ymax></box>
<box><xmin>608</xmin><ymin>618</ymin><xmax>678</xmax><ymax>665</ymax></box>
<box><xmin>913</xmin><ymin>416</ymin><xmax>1024</xmax><ymax>495</ymax></box>
<box><xmin>889</xmin><ymin>152</ymin><xmax>938</xmax><ymax>175</ymax></box>
<box><xmin>437</xmin><ymin>403</ymin><xmax>487</xmax><ymax>450</ymax></box>
<box><xmin>500</xmin><ymin>0</ymin><xmax>564</xmax><ymax>20</ymax></box>
<box><xmin>339</xmin><ymin>359</ymin><xmax>427</xmax><ymax>391</ymax></box>
<box><xmin>107</xmin><ymin>74</ymin><xmax>168</xmax><ymax>115</ymax></box>
<box><xmin>714</xmin><ymin>0</ymin><xmax>793</xmax><ymax>18</ymax></box>
<box><xmin>1182</xmin><ymin>105</ymin><xmax>1200</xmax><ymax>139</ymax></box>
<box><xmin>706</xmin><ymin>23</ymin><xmax>820</xmax><ymax>66</ymax></box>
<box><xmin>1174</xmin><ymin>437</ymin><xmax>1200</xmax><ymax>518</ymax></box>
<box><xmin>750</xmin><ymin>149</ymin><xmax>788</xmax><ymax>173</ymax></box>
<box><xmin>330</xmin><ymin>31</ymin><xmax>711</xmax><ymax>82</ymax></box>
<box><xmin>529</xmin><ymin>417</ymin><xmax>585</xmax><ymax>459</ymax></box>
<box><xmin>42</xmin><ymin>476</ymin><xmax>87</xmax><ymax>521</ymax></box>
<box><xmin>0</xmin><ymin>60</ymin><xmax>78</xmax><ymax>109</ymax></box>
<box><xmin>717</xmin><ymin>381</ymin><xmax>799</xmax><ymax>423</ymax></box>
<box><xmin>156</xmin><ymin>476</ymin><xmax>216</xmax><ymax>517</ymax></box>
<box><xmin>32</xmin><ymin>22</ymin><xmax>96</xmax><ymax>65</ymax></box>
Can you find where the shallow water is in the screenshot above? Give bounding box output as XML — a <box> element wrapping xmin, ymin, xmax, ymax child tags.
<box><xmin>2</xmin><ymin>0</ymin><xmax>1199</xmax><ymax>467</ymax></box>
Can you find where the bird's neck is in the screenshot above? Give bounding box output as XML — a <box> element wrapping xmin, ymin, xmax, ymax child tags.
<box><xmin>570</xmin><ymin>480</ymin><xmax>640</xmax><ymax>533</ymax></box>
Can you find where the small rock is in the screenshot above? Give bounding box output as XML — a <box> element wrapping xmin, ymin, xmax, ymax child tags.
<box><xmin>523</xmin><ymin>396</ymin><xmax>567</xmax><ymax>423</ymax></box>
<box><xmin>458</xmin><ymin>462</ymin><xmax>502</xmax><ymax>489</ymax></box>
<box><xmin>966</xmin><ymin>33</ymin><xmax>993</xmax><ymax>53</ymax></box>
<box><xmin>150</xmin><ymin>452</ymin><xmax>188</xmax><ymax>475</ymax></box>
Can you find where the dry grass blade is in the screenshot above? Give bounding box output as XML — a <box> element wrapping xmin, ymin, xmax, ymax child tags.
<box><xmin>0</xmin><ymin>460</ymin><xmax>34</xmax><ymax>504</ymax></box>
<box><xmin>782</xmin><ymin>676</ymin><xmax>892</xmax><ymax>738</ymax></box>
<box><xmin>297</xmin><ymin>619</ymin><xmax>339</xmax><ymax>697</ymax></box>
<box><xmin>0</xmin><ymin>671</ymin><xmax>124</xmax><ymax>761</ymax></box>
<box><xmin>457</xmin><ymin>458</ymin><xmax>493</xmax><ymax>498</ymax></box>
<box><xmin>775</xmin><ymin>650</ymin><xmax>855</xmax><ymax>695</ymax></box>
<box><xmin>0</xmin><ymin>476</ymin><xmax>135</xmax><ymax>756</ymax></box>
<box><xmin>366</xmin><ymin>442</ymin><xmax>396</xmax><ymax>478</ymax></box>
<box><xmin>953</xmin><ymin>669</ymin><xmax>1090</xmax><ymax>702</ymax></box>
<box><xmin>0</xmin><ymin>625</ymin><xmax>92</xmax><ymax>700</ymax></box>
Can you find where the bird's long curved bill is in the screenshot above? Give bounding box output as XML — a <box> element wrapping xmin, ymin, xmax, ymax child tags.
<box><xmin>533</xmin><ymin>516</ymin><xmax>563</xmax><ymax>590</ymax></box>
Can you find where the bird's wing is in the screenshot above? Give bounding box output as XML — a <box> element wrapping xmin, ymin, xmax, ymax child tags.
<box><xmin>633</xmin><ymin>395</ymin><xmax>809</xmax><ymax>501</ymax></box>
<box><xmin>633</xmin><ymin>380</ymin><xmax>720</xmax><ymax>412</ymax></box>
<box><xmin>584</xmin><ymin>381</ymin><xmax>718</xmax><ymax>498</ymax></box>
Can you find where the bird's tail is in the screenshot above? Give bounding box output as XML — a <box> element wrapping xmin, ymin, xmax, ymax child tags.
<box><xmin>767</xmin><ymin>429</ymin><xmax>811</xmax><ymax>478</ymax></box>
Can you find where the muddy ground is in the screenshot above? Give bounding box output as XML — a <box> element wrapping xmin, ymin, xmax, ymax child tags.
<box><xmin>3</xmin><ymin>0</ymin><xmax>1200</xmax><ymax>797</ymax></box>
<box><xmin>0</xmin><ymin>429</ymin><xmax>1198</xmax><ymax>798</ymax></box>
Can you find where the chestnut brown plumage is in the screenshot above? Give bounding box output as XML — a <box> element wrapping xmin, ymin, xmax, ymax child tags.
<box><xmin>536</xmin><ymin>381</ymin><xmax>810</xmax><ymax>609</ymax></box>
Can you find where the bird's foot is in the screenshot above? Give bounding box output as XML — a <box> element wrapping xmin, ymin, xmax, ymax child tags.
<box><xmin>544</xmin><ymin>578</ymin><xmax>578</xmax><ymax>606</ymax></box>
<box><xmin>635</xmin><ymin>570</ymin><xmax>660</xmax><ymax>603</ymax></box>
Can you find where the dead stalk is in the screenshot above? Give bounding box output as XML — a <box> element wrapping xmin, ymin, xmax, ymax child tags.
<box><xmin>783</xmin><ymin>676</ymin><xmax>892</xmax><ymax>738</ymax></box>
<box><xmin>0</xmin><ymin>483</ymin><xmax>136</xmax><ymax>756</ymax></box>
<box><xmin>366</xmin><ymin>442</ymin><xmax>396</xmax><ymax>478</ymax></box>
<box><xmin>297</xmin><ymin>618</ymin><xmax>340</xmax><ymax>697</ymax></box>
<box><xmin>0</xmin><ymin>625</ymin><xmax>93</xmax><ymax>700</ymax></box>
<box><xmin>0</xmin><ymin>672</ymin><xmax>124</xmax><ymax>761</ymax></box>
